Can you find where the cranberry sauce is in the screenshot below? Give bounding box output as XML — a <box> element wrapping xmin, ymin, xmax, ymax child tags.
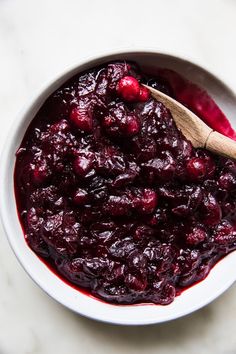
<box><xmin>14</xmin><ymin>62</ymin><xmax>236</xmax><ymax>305</ymax></box>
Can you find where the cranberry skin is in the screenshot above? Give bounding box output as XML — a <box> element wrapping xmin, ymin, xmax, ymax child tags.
<box><xmin>125</xmin><ymin>273</ymin><xmax>147</xmax><ymax>292</ymax></box>
<box><xmin>73</xmin><ymin>154</ymin><xmax>94</xmax><ymax>177</ymax></box>
<box><xmin>117</xmin><ymin>76</ymin><xmax>140</xmax><ymax>102</ymax></box>
<box><xmin>33</xmin><ymin>167</ymin><xmax>48</xmax><ymax>184</ymax></box>
<box><xmin>186</xmin><ymin>227</ymin><xmax>207</xmax><ymax>245</ymax></box>
<box><xmin>51</xmin><ymin>119</ymin><xmax>70</xmax><ymax>133</ymax></box>
<box><xmin>138</xmin><ymin>86</ymin><xmax>150</xmax><ymax>102</ymax></box>
<box><xmin>42</xmin><ymin>212</ymin><xmax>80</xmax><ymax>257</ymax></box>
<box><xmin>70</xmin><ymin>107</ymin><xmax>92</xmax><ymax>132</ymax></box>
<box><xmin>103</xmin><ymin>116</ymin><xmax>114</xmax><ymax>128</ymax></box>
<box><xmin>32</xmin><ymin>161</ymin><xmax>51</xmax><ymax>184</ymax></box>
<box><xmin>73</xmin><ymin>189</ymin><xmax>89</xmax><ymax>205</ymax></box>
<box><xmin>214</xmin><ymin>220</ymin><xmax>236</xmax><ymax>245</ymax></box>
<box><xmin>135</xmin><ymin>189</ymin><xmax>158</xmax><ymax>214</ymax></box>
<box><xmin>187</xmin><ymin>157</ymin><xmax>206</xmax><ymax>180</ymax></box>
<box><xmin>205</xmin><ymin>157</ymin><xmax>216</xmax><ymax>178</ymax></box>
<box><xmin>105</xmin><ymin>195</ymin><xmax>131</xmax><ymax>216</ymax></box>
<box><xmin>102</xmin><ymin>103</ymin><xmax>140</xmax><ymax>137</ymax></box>
<box><xmin>134</xmin><ymin>225</ymin><xmax>155</xmax><ymax>240</ymax></box>
<box><xmin>219</xmin><ymin>173</ymin><xmax>236</xmax><ymax>190</ymax></box>
<box><xmin>124</xmin><ymin>115</ymin><xmax>140</xmax><ymax>136</ymax></box>
<box><xmin>202</xmin><ymin>194</ymin><xmax>222</xmax><ymax>226</ymax></box>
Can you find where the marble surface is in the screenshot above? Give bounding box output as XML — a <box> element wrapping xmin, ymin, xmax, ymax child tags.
<box><xmin>1</xmin><ymin>0</ymin><xmax>236</xmax><ymax>353</ymax></box>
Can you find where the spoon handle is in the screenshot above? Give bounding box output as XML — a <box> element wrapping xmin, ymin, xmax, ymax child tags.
<box><xmin>206</xmin><ymin>131</ymin><xmax>236</xmax><ymax>160</ymax></box>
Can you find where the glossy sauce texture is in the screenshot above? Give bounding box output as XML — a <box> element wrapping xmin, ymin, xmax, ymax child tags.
<box><xmin>14</xmin><ymin>62</ymin><xmax>236</xmax><ymax>305</ymax></box>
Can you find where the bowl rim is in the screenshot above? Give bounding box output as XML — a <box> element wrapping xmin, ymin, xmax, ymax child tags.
<box><xmin>1</xmin><ymin>49</ymin><xmax>236</xmax><ymax>325</ymax></box>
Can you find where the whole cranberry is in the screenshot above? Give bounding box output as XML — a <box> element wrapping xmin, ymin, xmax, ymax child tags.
<box><xmin>117</xmin><ymin>76</ymin><xmax>140</xmax><ymax>102</ymax></box>
<box><xmin>219</xmin><ymin>173</ymin><xmax>236</xmax><ymax>190</ymax></box>
<box><xmin>187</xmin><ymin>157</ymin><xmax>206</xmax><ymax>180</ymax></box>
<box><xmin>124</xmin><ymin>115</ymin><xmax>140</xmax><ymax>136</ymax></box>
<box><xmin>138</xmin><ymin>86</ymin><xmax>150</xmax><ymax>102</ymax></box>
<box><xmin>70</xmin><ymin>107</ymin><xmax>92</xmax><ymax>132</ymax></box>
<box><xmin>195</xmin><ymin>151</ymin><xmax>215</xmax><ymax>178</ymax></box>
<box><xmin>205</xmin><ymin>157</ymin><xmax>216</xmax><ymax>178</ymax></box>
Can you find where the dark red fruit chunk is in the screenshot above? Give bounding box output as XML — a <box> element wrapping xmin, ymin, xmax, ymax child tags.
<box><xmin>73</xmin><ymin>189</ymin><xmax>89</xmax><ymax>205</ymax></box>
<box><xmin>125</xmin><ymin>273</ymin><xmax>147</xmax><ymax>292</ymax></box>
<box><xmin>125</xmin><ymin>115</ymin><xmax>140</xmax><ymax>135</ymax></box>
<box><xmin>213</xmin><ymin>220</ymin><xmax>236</xmax><ymax>245</ymax></box>
<box><xmin>187</xmin><ymin>158</ymin><xmax>206</xmax><ymax>180</ymax></box>
<box><xmin>134</xmin><ymin>189</ymin><xmax>158</xmax><ymax>214</ymax></box>
<box><xmin>202</xmin><ymin>194</ymin><xmax>222</xmax><ymax>226</ymax></box>
<box><xmin>70</xmin><ymin>107</ymin><xmax>92</xmax><ymax>132</ymax></box>
<box><xmin>105</xmin><ymin>195</ymin><xmax>131</xmax><ymax>216</ymax></box>
<box><xmin>219</xmin><ymin>173</ymin><xmax>236</xmax><ymax>190</ymax></box>
<box><xmin>41</xmin><ymin>212</ymin><xmax>80</xmax><ymax>256</ymax></box>
<box><xmin>186</xmin><ymin>227</ymin><xmax>206</xmax><ymax>245</ymax></box>
<box><xmin>32</xmin><ymin>160</ymin><xmax>51</xmax><ymax>184</ymax></box>
<box><xmin>73</xmin><ymin>153</ymin><xmax>94</xmax><ymax>177</ymax></box>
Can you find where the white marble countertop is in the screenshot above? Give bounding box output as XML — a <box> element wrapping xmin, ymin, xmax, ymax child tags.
<box><xmin>1</xmin><ymin>0</ymin><xmax>236</xmax><ymax>353</ymax></box>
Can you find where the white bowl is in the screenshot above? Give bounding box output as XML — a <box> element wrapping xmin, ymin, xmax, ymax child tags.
<box><xmin>1</xmin><ymin>50</ymin><xmax>236</xmax><ymax>325</ymax></box>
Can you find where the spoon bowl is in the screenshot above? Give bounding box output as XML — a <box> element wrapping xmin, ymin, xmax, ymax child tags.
<box><xmin>145</xmin><ymin>84</ymin><xmax>236</xmax><ymax>160</ymax></box>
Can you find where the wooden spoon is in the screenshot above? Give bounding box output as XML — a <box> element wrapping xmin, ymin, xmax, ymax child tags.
<box><xmin>144</xmin><ymin>84</ymin><xmax>236</xmax><ymax>160</ymax></box>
